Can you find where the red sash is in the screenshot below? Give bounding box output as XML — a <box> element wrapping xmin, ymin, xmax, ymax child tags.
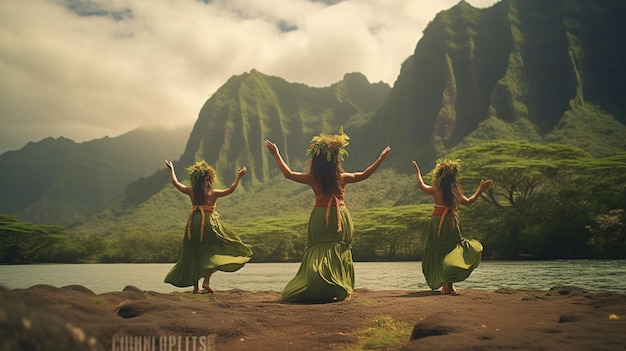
<box><xmin>315</xmin><ymin>195</ymin><xmax>345</xmax><ymax>232</ymax></box>
<box><xmin>186</xmin><ymin>205</ymin><xmax>215</xmax><ymax>241</ymax></box>
<box><xmin>432</xmin><ymin>205</ymin><xmax>458</xmax><ymax>237</ymax></box>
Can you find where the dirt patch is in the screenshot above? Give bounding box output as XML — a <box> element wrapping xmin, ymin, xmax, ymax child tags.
<box><xmin>2</xmin><ymin>285</ymin><xmax>624</xmax><ymax>350</ymax></box>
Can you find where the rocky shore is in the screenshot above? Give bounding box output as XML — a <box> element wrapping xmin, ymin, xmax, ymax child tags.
<box><xmin>1</xmin><ymin>284</ymin><xmax>624</xmax><ymax>350</ymax></box>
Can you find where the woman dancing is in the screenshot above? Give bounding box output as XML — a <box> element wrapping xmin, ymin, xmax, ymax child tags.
<box><xmin>164</xmin><ymin>160</ymin><xmax>253</xmax><ymax>294</ymax></box>
<box><xmin>413</xmin><ymin>159</ymin><xmax>492</xmax><ymax>294</ymax></box>
<box><xmin>265</xmin><ymin>129</ymin><xmax>390</xmax><ymax>302</ymax></box>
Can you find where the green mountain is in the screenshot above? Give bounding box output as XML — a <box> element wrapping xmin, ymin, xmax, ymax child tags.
<box><xmin>178</xmin><ymin>70</ymin><xmax>391</xmax><ymax>184</ymax></box>
<box><xmin>115</xmin><ymin>70</ymin><xmax>391</xmax><ymax>210</ymax></box>
<box><xmin>361</xmin><ymin>0</ymin><xmax>626</xmax><ymax>167</ymax></box>
<box><xmin>0</xmin><ymin>127</ymin><xmax>190</xmax><ymax>225</ymax></box>
<box><xmin>0</xmin><ymin>0</ymin><xmax>626</xmax><ymax>242</ymax></box>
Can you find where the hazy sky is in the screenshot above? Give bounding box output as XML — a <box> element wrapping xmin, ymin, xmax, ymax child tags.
<box><xmin>0</xmin><ymin>0</ymin><xmax>497</xmax><ymax>154</ymax></box>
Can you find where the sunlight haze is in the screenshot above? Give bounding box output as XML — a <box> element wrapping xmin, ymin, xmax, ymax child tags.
<box><xmin>0</xmin><ymin>0</ymin><xmax>497</xmax><ymax>154</ymax></box>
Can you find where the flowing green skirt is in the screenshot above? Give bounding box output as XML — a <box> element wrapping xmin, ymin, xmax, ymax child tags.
<box><xmin>282</xmin><ymin>206</ymin><xmax>354</xmax><ymax>303</ymax></box>
<box><xmin>422</xmin><ymin>215</ymin><xmax>482</xmax><ymax>290</ymax></box>
<box><xmin>164</xmin><ymin>211</ymin><xmax>253</xmax><ymax>288</ymax></box>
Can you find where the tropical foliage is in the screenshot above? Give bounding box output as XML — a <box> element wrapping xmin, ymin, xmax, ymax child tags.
<box><xmin>2</xmin><ymin>0</ymin><xmax>625</xmax><ymax>263</ymax></box>
<box><xmin>449</xmin><ymin>141</ymin><xmax>626</xmax><ymax>259</ymax></box>
<box><xmin>4</xmin><ymin>139</ymin><xmax>624</xmax><ymax>263</ymax></box>
<box><xmin>0</xmin><ymin>214</ymin><xmax>81</xmax><ymax>263</ymax></box>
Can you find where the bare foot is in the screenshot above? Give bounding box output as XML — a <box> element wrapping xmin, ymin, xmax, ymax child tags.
<box><xmin>202</xmin><ymin>282</ymin><xmax>215</xmax><ymax>294</ymax></box>
<box><xmin>441</xmin><ymin>283</ymin><xmax>457</xmax><ymax>295</ymax></box>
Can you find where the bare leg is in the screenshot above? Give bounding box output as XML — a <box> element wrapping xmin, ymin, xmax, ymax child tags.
<box><xmin>202</xmin><ymin>270</ymin><xmax>215</xmax><ymax>293</ymax></box>
<box><xmin>441</xmin><ymin>282</ymin><xmax>455</xmax><ymax>294</ymax></box>
<box><xmin>193</xmin><ymin>281</ymin><xmax>200</xmax><ymax>294</ymax></box>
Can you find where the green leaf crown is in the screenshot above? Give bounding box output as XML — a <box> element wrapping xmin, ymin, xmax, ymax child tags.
<box><xmin>185</xmin><ymin>160</ymin><xmax>217</xmax><ymax>185</ymax></box>
<box><xmin>431</xmin><ymin>158</ymin><xmax>460</xmax><ymax>187</ymax></box>
<box><xmin>306</xmin><ymin>127</ymin><xmax>350</xmax><ymax>162</ymax></box>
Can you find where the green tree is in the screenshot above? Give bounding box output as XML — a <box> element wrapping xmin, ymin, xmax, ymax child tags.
<box><xmin>587</xmin><ymin>209</ymin><xmax>626</xmax><ymax>259</ymax></box>
<box><xmin>353</xmin><ymin>205</ymin><xmax>429</xmax><ymax>261</ymax></box>
<box><xmin>234</xmin><ymin>215</ymin><xmax>308</xmax><ymax>262</ymax></box>
<box><xmin>100</xmin><ymin>230</ymin><xmax>180</xmax><ymax>263</ymax></box>
<box><xmin>242</xmin><ymin>231</ymin><xmax>304</xmax><ymax>262</ymax></box>
<box><xmin>0</xmin><ymin>214</ymin><xmax>69</xmax><ymax>263</ymax></box>
<box><xmin>449</xmin><ymin>141</ymin><xmax>626</xmax><ymax>259</ymax></box>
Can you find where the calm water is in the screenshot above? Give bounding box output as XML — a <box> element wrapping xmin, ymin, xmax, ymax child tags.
<box><xmin>0</xmin><ymin>260</ymin><xmax>624</xmax><ymax>294</ymax></box>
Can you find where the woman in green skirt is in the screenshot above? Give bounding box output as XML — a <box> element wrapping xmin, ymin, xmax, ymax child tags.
<box><xmin>164</xmin><ymin>160</ymin><xmax>252</xmax><ymax>294</ymax></box>
<box><xmin>412</xmin><ymin>159</ymin><xmax>492</xmax><ymax>294</ymax></box>
<box><xmin>265</xmin><ymin>129</ymin><xmax>390</xmax><ymax>303</ymax></box>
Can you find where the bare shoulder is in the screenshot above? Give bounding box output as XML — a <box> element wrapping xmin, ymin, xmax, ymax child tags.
<box><xmin>340</xmin><ymin>172</ymin><xmax>359</xmax><ymax>183</ymax></box>
<box><xmin>287</xmin><ymin>171</ymin><xmax>315</xmax><ymax>184</ymax></box>
<box><xmin>431</xmin><ymin>189</ymin><xmax>445</xmax><ymax>203</ymax></box>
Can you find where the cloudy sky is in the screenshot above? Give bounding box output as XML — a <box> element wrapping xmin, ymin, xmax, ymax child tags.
<box><xmin>0</xmin><ymin>0</ymin><xmax>497</xmax><ymax>154</ymax></box>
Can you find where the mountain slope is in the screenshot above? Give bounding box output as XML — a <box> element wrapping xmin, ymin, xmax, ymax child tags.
<box><xmin>0</xmin><ymin>127</ymin><xmax>190</xmax><ymax>224</ymax></box>
<box><xmin>178</xmin><ymin>70</ymin><xmax>391</xmax><ymax>185</ymax></box>
<box><xmin>362</xmin><ymin>0</ymin><xmax>626</xmax><ymax>168</ymax></box>
<box><xmin>67</xmin><ymin>71</ymin><xmax>394</xmax><ymax>240</ymax></box>
<box><xmin>4</xmin><ymin>0</ymin><xmax>626</xmax><ymax>230</ymax></box>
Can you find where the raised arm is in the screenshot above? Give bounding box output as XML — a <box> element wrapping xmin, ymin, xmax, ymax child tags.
<box><xmin>412</xmin><ymin>161</ymin><xmax>436</xmax><ymax>195</ymax></box>
<box><xmin>264</xmin><ymin>140</ymin><xmax>311</xmax><ymax>184</ymax></box>
<box><xmin>343</xmin><ymin>146</ymin><xmax>391</xmax><ymax>183</ymax></box>
<box><xmin>165</xmin><ymin>160</ymin><xmax>191</xmax><ymax>195</ymax></box>
<box><xmin>213</xmin><ymin>167</ymin><xmax>247</xmax><ymax>197</ymax></box>
<box><xmin>459</xmin><ymin>179</ymin><xmax>493</xmax><ymax>206</ymax></box>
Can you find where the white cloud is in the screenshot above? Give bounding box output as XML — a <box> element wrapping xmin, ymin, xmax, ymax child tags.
<box><xmin>0</xmin><ymin>0</ymin><xmax>497</xmax><ymax>153</ymax></box>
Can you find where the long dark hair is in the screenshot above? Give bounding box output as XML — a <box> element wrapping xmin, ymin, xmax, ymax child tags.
<box><xmin>310</xmin><ymin>154</ymin><xmax>343</xmax><ymax>196</ymax></box>
<box><xmin>439</xmin><ymin>174</ymin><xmax>461</xmax><ymax>209</ymax></box>
<box><xmin>192</xmin><ymin>176</ymin><xmax>212</xmax><ymax>205</ymax></box>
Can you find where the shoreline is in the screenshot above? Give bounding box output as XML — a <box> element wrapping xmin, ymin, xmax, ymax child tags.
<box><xmin>2</xmin><ymin>260</ymin><xmax>625</xmax><ymax>295</ymax></box>
<box><xmin>2</xmin><ymin>284</ymin><xmax>625</xmax><ymax>351</ymax></box>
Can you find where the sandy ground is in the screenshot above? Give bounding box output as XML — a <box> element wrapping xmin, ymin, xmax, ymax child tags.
<box><xmin>1</xmin><ymin>284</ymin><xmax>625</xmax><ymax>351</ymax></box>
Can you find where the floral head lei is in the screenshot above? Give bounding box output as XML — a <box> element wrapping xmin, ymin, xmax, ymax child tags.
<box><xmin>431</xmin><ymin>158</ymin><xmax>460</xmax><ymax>187</ymax></box>
<box><xmin>185</xmin><ymin>160</ymin><xmax>217</xmax><ymax>186</ymax></box>
<box><xmin>305</xmin><ymin>127</ymin><xmax>350</xmax><ymax>162</ymax></box>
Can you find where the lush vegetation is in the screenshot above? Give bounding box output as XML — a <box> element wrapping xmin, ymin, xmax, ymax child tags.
<box><xmin>0</xmin><ymin>127</ymin><xmax>189</xmax><ymax>225</ymax></box>
<box><xmin>449</xmin><ymin>141</ymin><xmax>626</xmax><ymax>259</ymax></box>
<box><xmin>3</xmin><ymin>140</ymin><xmax>624</xmax><ymax>263</ymax></box>
<box><xmin>0</xmin><ymin>214</ymin><xmax>92</xmax><ymax>263</ymax></box>
<box><xmin>2</xmin><ymin>0</ymin><xmax>626</xmax><ymax>263</ymax></box>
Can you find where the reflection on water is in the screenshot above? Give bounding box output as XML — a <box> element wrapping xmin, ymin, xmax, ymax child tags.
<box><xmin>0</xmin><ymin>260</ymin><xmax>624</xmax><ymax>294</ymax></box>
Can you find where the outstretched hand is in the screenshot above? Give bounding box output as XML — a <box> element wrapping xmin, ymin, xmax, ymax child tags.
<box><xmin>479</xmin><ymin>179</ymin><xmax>494</xmax><ymax>191</ymax></box>
<box><xmin>411</xmin><ymin>160</ymin><xmax>421</xmax><ymax>175</ymax></box>
<box><xmin>165</xmin><ymin>160</ymin><xmax>174</xmax><ymax>170</ymax></box>
<box><xmin>380</xmin><ymin>146</ymin><xmax>391</xmax><ymax>159</ymax></box>
<box><xmin>237</xmin><ymin>167</ymin><xmax>247</xmax><ymax>177</ymax></box>
<box><xmin>264</xmin><ymin>140</ymin><xmax>279</xmax><ymax>156</ymax></box>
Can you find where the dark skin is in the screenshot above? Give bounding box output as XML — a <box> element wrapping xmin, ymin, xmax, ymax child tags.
<box><xmin>412</xmin><ymin>161</ymin><xmax>492</xmax><ymax>207</ymax></box>
<box><xmin>264</xmin><ymin>140</ymin><xmax>391</xmax><ymax>195</ymax></box>
<box><xmin>412</xmin><ymin>160</ymin><xmax>493</xmax><ymax>294</ymax></box>
<box><xmin>165</xmin><ymin>160</ymin><xmax>246</xmax><ymax>293</ymax></box>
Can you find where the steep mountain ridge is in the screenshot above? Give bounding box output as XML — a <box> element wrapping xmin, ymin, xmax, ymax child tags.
<box><xmin>2</xmin><ymin>0</ymin><xmax>625</xmax><ymax>227</ymax></box>
<box><xmin>363</xmin><ymin>0</ymin><xmax>625</xmax><ymax>167</ymax></box>
<box><xmin>178</xmin><ymin>70</ymin><xmax>391</xmax><ymax>184</ymax></box>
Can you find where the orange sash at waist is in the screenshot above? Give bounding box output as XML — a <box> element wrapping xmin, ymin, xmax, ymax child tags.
<box><xmin>315</xmin><ymin>195</ymin><xmax>345</xmax><ymax>232</ymax></box>
<box><xmin>432</xmin><ymin>205</ymin><xmax>458</xmax><ymax>237</ymax></box>
<box><xmin>186</xmin><ymin>205</ymin><xmax>216</xmax><ymax>241</ymax></box>
<box><xmin>315</xmin><ymin>195</ymin><xmax>345</xmax><ymax>207</ymax></box>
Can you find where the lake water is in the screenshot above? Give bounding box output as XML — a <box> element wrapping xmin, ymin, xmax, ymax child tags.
<box><xmin>0</xmin><ymin>260</ymin><xmax>624</xmax><ymax>294</ymax></box>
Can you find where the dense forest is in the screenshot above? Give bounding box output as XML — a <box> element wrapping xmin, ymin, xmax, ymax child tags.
<box><xmin>1</xmin><ymin>0</ymin><xmax>625</xmax><ymax>263</ymax></box>
<box><xmin>3</xmin><ymin>140</ymin><xmax>625</xmax><ymax>263</ymax></box>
